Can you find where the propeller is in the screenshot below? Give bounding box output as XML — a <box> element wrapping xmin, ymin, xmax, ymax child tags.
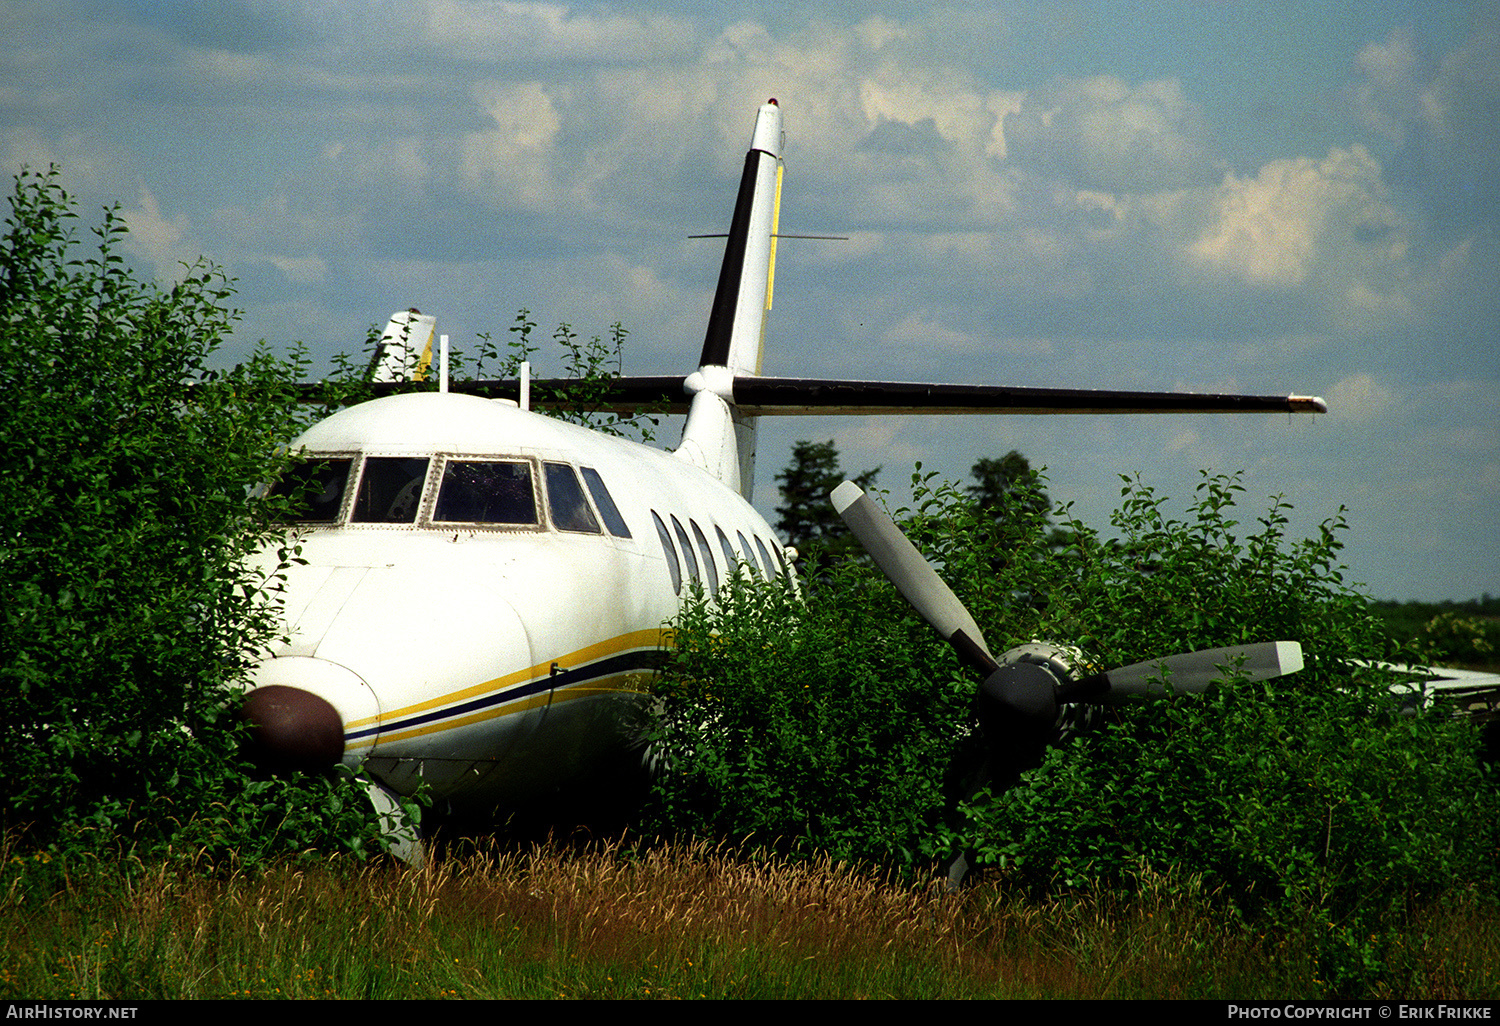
<box><xmin>830</xmin><ymin>481</ymin><xmax>1304</xmax><ymax>771</ymax></box>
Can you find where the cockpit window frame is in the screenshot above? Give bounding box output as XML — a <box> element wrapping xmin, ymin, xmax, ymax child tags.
<box><xmin>431</xmin><ymin>456</ymin><xmax>542</xmax><ymax>530</ymax></box>
<box><xmin>350</xmin><ymin>455</ymin><xmax>434</xmax><ymax>526</ymax></box>
<box><xmin>268</xmin><ymin>452</ymin><xmax>358</xmax><ymax>526</ymax></box>
<box><xmin>270</xmin><ymin>451</ymin><xmax>642</xmax><ymax>540</ymax></box>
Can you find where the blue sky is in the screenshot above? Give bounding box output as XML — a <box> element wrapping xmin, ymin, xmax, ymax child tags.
<box><xmin>4</xmin><ymin>1</ymin><xmax>1497</xmax><ymax>601</ymax></box>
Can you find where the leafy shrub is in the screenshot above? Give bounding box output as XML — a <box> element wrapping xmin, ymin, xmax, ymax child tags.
<box><xmin>0</xmin><ymin>169</ymin><xmax>386</xmax><ymax>861</ymax></box>
<box><xmin>1418</xmin><ymin>611</ymin><xmax>1500</xmax><ymax>668</ymax></box>
<box><xmin>643</xmin><ymin>562</ymin><xmax>972</xmax><ymax>868</ymax></box>
<box><xmin>956</xmin><ymin>474</ymin><xmax>1495</xmax><ymax>906</ymax></box>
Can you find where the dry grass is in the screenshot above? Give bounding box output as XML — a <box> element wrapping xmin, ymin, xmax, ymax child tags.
<box><xmin>3</xmin><ymin>837</ymin><xmax>1496</xmax><ymax>999</ymax></box>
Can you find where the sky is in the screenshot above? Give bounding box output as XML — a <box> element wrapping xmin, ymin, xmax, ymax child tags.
<box><xmin>4</xmin><ymin>1</ymin><xmax>1497</xmax><ymax>602</ymax></box>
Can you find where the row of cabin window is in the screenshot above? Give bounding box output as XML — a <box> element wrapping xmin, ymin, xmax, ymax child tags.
<box><xmin>649</xmin><ymin>510</ymin><xmax>785</xmax><ymax>595</ymax></box>
<box><xmin>275</xmin><ymin>454</ymin><xmax>631</xmax><ymax>538</ymax></box>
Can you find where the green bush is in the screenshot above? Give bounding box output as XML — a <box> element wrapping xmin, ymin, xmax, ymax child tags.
<box><xmin>0</xmin><ymin>169</ymin><xmax>386</xmax><ymax>861</ymax></box>
<box><xmin>1418</xmin><ymin>611</ymin><xmax>1500</xmax><ymax>668</ymax></box>
<box><xmin>956</xmin><ymin>474</ymin><xmax>1495</xmax><ymax>910</ymax></box>
<box><xmin>643</xmin><ymin>564</ymin><xmax>968</xmax><ymax>868</ymax></box>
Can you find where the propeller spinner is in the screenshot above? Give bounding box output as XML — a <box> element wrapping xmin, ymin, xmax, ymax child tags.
<box><xmin>830</xmin><ymin>481</ymin><xmax>1304</xmax><ymax>771</ymax></box>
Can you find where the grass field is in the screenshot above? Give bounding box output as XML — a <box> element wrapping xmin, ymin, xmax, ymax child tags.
<box><xmin>5</xmin><ymin>836</ymin><xmax>1497</xmax><ymax>1000</ymax></box>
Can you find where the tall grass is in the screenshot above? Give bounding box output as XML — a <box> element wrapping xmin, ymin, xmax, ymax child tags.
<box><xmin>3</xmin><ymin>837</ymin><xmax>1496</xmax><ymax>999</ymax></box>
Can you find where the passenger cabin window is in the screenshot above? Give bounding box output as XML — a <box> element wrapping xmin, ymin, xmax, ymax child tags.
<box><xmin>753</xmin><ymin>535</ymin><xmax>774</xmax><ymax>581</ymax></box>
<box><xmin>651</xmin><ymin>511</ymin><xmax>681</xmax><ymax>594</ymax></box>
<box><xmin>434</xmin><ymin>460</ymin><xmax>536</xmax><ymax>525</ymax></box>
<box><xmin>736</xmin><ymin>531</ymin><xmax>756</xmax><ymax>574</ymax></box>
<box><xmin>691</xmin><ymin>520</ymin><xmax>718</xmax><ymax>592</ymax></box>
<box><xmin>269</xmin><ymin>457</ymin><xmax>352</xmax><ymax>523</ymax></box>
<box><xmin>352</xmin><ymin>457</ymin><xmax>430</xmax><ymax>524</ymax></box>
<box><xmin>543</xmin><ymin>463</ymin><xmax>601</xmax><ymax>533</ymax></box>
<box><xmin>715</xmin><ymin>526</ymin><xmax>738</xmax><ymax>576</ymax></box>
<box><xmin>670</xmin><ymin>515</ymin><xmax>699</xmax><ymax>585</ymax></box>
<box><xmin>580</xmin><ymin>467</ymin><xmax>631</xmax><ymax>538</ymax></box>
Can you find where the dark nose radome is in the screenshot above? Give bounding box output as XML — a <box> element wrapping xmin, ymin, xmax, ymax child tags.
<box><xmin>242</xmin><ymin>685</ymin><xmax>345</xmax><ymax>772</ymax></box>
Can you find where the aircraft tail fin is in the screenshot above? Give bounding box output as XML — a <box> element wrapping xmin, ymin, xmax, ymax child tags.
<box><xmin>366</xmin><ymin>309</ymin><xmax>436</xmax><ymax>384</ymax></box>
<box><xmin>698</xmin><ymin>100</ymin><xmax>783</xmax><ymax>376</ymax></box>
<box><xmin>675</xmin><ymin>100</ymin><xmax>783</xmax><ymax>497</ymax></box>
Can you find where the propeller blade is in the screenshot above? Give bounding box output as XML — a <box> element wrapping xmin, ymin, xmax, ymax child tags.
<box><xmin>831</xmin><ymin>481</ymin><xmax>996</xmax><ymax>674</ymax></box>
<box><xmin>1059</xmin><ymin>641</ymin><xmax>1304</xmax><ymax>701</ymax></box>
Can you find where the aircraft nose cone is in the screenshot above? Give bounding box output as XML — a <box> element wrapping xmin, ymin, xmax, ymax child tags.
<box><xmin>242</xmin><ymin>684</ymin><xmax>345</xmax><ymax>772</ymax></box>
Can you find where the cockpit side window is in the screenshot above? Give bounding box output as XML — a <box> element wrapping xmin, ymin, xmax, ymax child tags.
<box><xmin>269</xmin><ymin>456</ymin><xmax>352</xmax><ymax>523</ymax></box>
<box><xmin>652</xmin><ymin>510</ymin><xmax>681</xmax><ymax>595</ymax></box>
<box><xmin>434</xmin><ymin>460</ymin><xmax>536</xmax><ymax>525</ymax></box>
<box><xmin>352</xmin><ymin>457</ymin><xmax>431</xmax><ymax>524</ymax></box>
<box><xmin>580</xmin><ymin>467</ymin><xmax>631</xmax><ymax>538</ymax></box>
<box><xmin>544</xmin><ymin>462</ymin><xmax>602</xmax><ymax>534</ymax></box>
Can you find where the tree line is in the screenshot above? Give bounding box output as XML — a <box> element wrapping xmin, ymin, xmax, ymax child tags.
<box><xmin>773</xmin><ymin>440</ymin><xmax>1072</xmax><ymax>572</ymax></box>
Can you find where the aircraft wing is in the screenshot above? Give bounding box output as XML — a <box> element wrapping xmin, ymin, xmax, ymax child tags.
<box><xmin>406</xmin><ymin>375</ymin><xmax>1327</xmax><ymax>417</ymax></box>
<box><xmin>716</xmin><ymin>377</ymin><xmax>1326</xmax><ymax>416</ymax></box>
<box><xmin>1366</xmin><ymin>661</ymin><xmax>1500</xmax><ymax>725</ymax></box>
<box><xmin>296</xmin><ymin>375</ymin><xmax>1326</xmax><ymax>416</ymax></box>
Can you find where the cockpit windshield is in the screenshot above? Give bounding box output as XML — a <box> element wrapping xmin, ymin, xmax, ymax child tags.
<box><xmin>269</xmin><ymin>452</ymin><xmax>619</xmax><ymax>535</ymax></box>
<box><xmin>352</xmin><ymin>457</ymin><xmax>431</xmax><ymax>523</ymax></box>
<box><xmin>268</xmin><ymin>457</ymin><xmax>353</xmax><ymax>523</ymax></box>
<box><xmin>434</xmin><ymin>460</ymin><xmax>537</xmax><ymax>525</ymax></box>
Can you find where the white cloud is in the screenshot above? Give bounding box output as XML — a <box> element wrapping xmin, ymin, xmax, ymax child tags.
<box><xmin>460</xmin><ymin>81</ymin><xmax>567</xmax><ymax>211</ymax></box>
<box><xmin>121</xmin><ymin>184</ymin><xmax>204</xmax><ymax>282</ymax></box>
<box><xmin>880</xmin><ymin>311</ymin><xmax>979</xmax><ymax>354</ymax></box>
<box><xmin>1186</xmin><ymin>146</ymin><xmax>1407</xmax><ymax>292</ymax></box>
<box><xmin>1004</xmin><ymin>75</ymin><xmax>1222</xmax><ymax>191</ymax></box>
<box><xmin>422</xmin><ymin>1</ymin><xmax>698</xmax><ymax>62</ymax></box>
<box><xmin>260</xmin><ymin>253</ymin><xmax>329</xmax><ymax>285</ymax></box>
<box><xmin>831</xmin><ymin>417</ymin><xmax>924</xmax><ymax>479</ymax></box>
<box><xmin>1349</xmin><ymin>22</ymin><xmax>1500</xmax><ymax>149</ymax></box>
<box><xmin>1350</xmin><ymin>26</ymin><xmax>1437</xmax><ymax>145</ymax></box>
<box><xmin>1346</xmin><ymin>22</ymin><xmax>1500</xmax><ymax>231</ymax></box>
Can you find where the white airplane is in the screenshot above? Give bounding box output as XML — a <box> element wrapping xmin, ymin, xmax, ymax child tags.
<box><xmin>240</xmin><ymin>99</ymin><xmax>1328</xmax><ymax>848</ymax></box>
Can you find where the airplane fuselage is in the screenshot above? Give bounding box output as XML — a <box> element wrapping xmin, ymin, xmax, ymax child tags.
<box><xmin>248</xmin><ymin>391</ymin><xmax>789</xmax><ymax>812</ymax></box>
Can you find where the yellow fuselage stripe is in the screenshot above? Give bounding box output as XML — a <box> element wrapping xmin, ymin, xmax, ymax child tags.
<box><xmin>344</xmin><ymin>627</ymin><xmax>670</xmax><ymax>732</ymax></box>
